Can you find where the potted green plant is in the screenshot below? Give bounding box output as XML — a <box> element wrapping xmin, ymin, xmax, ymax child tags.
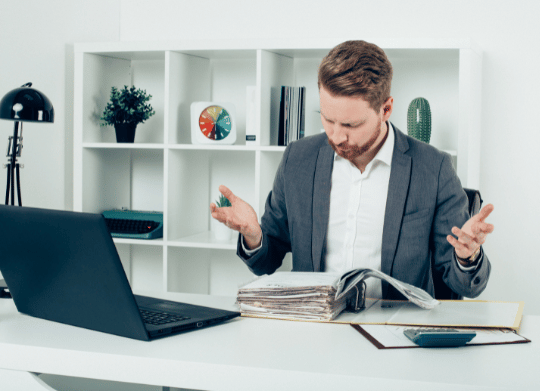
<box><xmin>100</xmin><ymin>85</ymin><xmax>155</xmax><ymax>143</ymax></box>
<box><xmin>213</xmin><ymin>194</ymin><xmax>233</xmax><ymax>241</ymax></box>
<box><xmin>215</xmin><ymin>194</ymin><xmax>232</xmax><ymax>208</ymax></box>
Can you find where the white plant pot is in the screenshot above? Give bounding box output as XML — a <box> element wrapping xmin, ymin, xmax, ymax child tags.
<box><xmin>212</xmin><ymin>219</ymin><xmax>233</xmax><ymax>242</ymax></box>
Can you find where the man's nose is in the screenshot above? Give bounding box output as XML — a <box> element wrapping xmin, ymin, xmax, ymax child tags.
<box><xmin>329</xmin><ymin>124</ymin><xmax>348</xmax><ymax>145</ymax></box>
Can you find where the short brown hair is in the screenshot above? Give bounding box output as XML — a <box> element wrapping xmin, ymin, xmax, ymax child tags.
<box><xmin>318</xmin><ymin>40</ymin><xmax>393</xmax><ymax>111</ymax></box>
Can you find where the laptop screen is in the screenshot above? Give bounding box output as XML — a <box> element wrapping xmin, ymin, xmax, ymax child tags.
<box><xmin>0</xmin><ymin>205</ymin><xmax>149</xmax><ymax>340</ymax></box>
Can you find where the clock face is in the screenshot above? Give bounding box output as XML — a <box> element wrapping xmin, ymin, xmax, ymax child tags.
<box><xmin>198</xmin><ymin>105</ymin><xmax>232</xmax><ymax>141</ymax></box>
<box><xmin>190</xmin><ymin>101</ymin><xmax>236</xmax><ymax>145</ymax></box>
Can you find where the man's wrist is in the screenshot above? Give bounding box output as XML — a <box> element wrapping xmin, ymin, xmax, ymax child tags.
<box><xmin>242</xmin><ymin>234</ymin><xmax>263</xmax><ymax>256</ymax></box>
<box><xmin>455</xmin><ymin>246</ymin><xmax>481</xmax><ymax>266</ymax></box>
<box><xmin>243</xmin><ymin>231</ymin><xmax>262</xmax><ymax>250</ymax></box>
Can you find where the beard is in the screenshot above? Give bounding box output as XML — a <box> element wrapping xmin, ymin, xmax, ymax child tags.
<box><xmin>328</xmin><ymin>119</ymin><xmax>383</xmax><ymax>162</ymax></box>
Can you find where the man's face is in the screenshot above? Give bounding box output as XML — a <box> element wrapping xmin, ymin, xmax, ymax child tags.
<box><xmin>319</xmin><ymin>86</ymin><xmax>392</xmax><ymax>164</ymax></box>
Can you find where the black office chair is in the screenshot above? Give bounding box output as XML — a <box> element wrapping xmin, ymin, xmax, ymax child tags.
<box><xmin>431</xmin><ymin>188</ymin><xmax>483</xmax><ymax>300</ymax></box>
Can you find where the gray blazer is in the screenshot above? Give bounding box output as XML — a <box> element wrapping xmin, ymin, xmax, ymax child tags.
<box><xmin>237</xmin><ymin>125</ymin><xmax>491</xmax><ymax>299</ymax></box>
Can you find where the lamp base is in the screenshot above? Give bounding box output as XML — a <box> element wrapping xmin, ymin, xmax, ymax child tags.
<box><xmin>0</xmin><ymin>279</ymin><xmax>12</xmax><ymax>299</ymax></box>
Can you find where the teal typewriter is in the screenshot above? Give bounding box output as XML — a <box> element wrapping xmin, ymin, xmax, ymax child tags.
<box><xmin>102</xmin><ymin>209</ymin><xmax>163</xmax><ymax>240</ymax></box>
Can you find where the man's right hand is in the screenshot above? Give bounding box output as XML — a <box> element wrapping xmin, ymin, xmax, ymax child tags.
<box><xmin>210</xmin><ymin>185</ymin><xmax>262</xmax><ymax>250</ymax></box>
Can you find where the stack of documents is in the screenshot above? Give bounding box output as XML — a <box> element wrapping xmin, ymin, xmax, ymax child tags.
<box><xmin>237</xmin><ymin>273</ymin><xmax>355</xmax><ymax>321</ymax></box>
<box><xmin>237</xmin><ymin>269</ymin><xmax>439</xmax><ymax>321</ymax></box>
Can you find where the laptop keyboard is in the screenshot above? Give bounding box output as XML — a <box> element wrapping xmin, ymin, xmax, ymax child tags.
<box><xmin>139</xmin><ymin>309</ymin><xmax>191</xmax><ymax>325</ymax></box>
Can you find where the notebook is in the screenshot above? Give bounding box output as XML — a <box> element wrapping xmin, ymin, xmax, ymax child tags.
<box><xmin>0</xmin><ymin>205</ymin><xmax>240</xmax><ymax>341</ymax></box>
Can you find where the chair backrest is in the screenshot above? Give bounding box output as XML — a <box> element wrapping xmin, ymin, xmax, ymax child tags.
<box><xmin>431</xmin><ymin>188</ymin><xmax>483</xmax><ymax>300</ymax></box>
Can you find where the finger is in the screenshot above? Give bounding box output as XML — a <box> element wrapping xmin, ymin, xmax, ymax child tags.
<box><xmin>451</xmin><ymin>227</ymin><xmax>481</xmax><ymax>248</ymax></box>
<box><xmin>218</xmin><ymin>185</ymin><xmax>238</xmax><ymax>204</ymax></box>
<box><xmin>475</xmin><ymin>203</ymin><xmax>494</xmax><ymax>222</ymax></box>
<box><xmin>471</xmin><ymin>221</ymin><xmax>494</xmax><ymax>235</ymax></box>
<box><xmin>211</xmin><ymin>207</ymin><xmax>229</xmax><ymax>223</ymax></box>
<box><xmin>446</xmin><ymin>234</ymin><xmax>471</xmax><ymax>254</ymax></box>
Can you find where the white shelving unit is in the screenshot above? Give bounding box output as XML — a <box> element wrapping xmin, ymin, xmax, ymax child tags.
<box><xmin>73</xmin><ymin>38</ymin><xmax>482</xmax><ymax>296</ymax></box>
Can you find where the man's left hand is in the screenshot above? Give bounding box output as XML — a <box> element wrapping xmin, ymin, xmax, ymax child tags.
<box><xmin>447</xmin><ymin>204</ymin><xmax>495</xmax><ymax>261</ymax></box>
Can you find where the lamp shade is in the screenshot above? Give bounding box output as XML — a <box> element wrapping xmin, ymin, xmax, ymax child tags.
<box><xmin>0</xmin><ymin>86</ymin><xmax>54</xmax><ymax>123</ymax></box>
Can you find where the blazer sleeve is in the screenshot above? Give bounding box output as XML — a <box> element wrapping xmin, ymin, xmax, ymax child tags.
<box><xmin>431</xmin><ymin>154</ymin><xmax>491</xmax><ymax>298</ymax></box>
<box><xmin>236</xmin><ymin>144</ymin><xmax>293</xmax><ymax>276</ymax></box>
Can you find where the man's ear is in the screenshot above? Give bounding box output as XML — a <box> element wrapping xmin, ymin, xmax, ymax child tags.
<box><xmin>382</xmin><ymin>97</ymin><xmax>394</xmax><ymax>120</ymax></box>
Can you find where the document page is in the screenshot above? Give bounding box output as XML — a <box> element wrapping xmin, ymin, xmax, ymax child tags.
<box><xmin>334</xmin><ymin>299</ymin><xmax>404</xmax><ymax>324</ymax></box>
<box><xmin>335</xmin><ymin>268</ymin><xmax>439</xmax><ymax>309</ymax></box>
<box><xmin>387</xmin><ymin>300</ymin><xmax>524</xmax><ymax>329</ymax></box>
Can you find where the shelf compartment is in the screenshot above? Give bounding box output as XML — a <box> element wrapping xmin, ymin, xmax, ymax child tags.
<box><xmin>167</xmin><ymin>149</ymin><xmax>256</xmax><ymax>243</ymax></box>
<box><xmin>82</xmin><ymin>148</ymin><xmax>164</xmax><ymax>214</ymax></box>
<box><xmin>81</xmin><ymin>52</ymin><xmax>166</xmax><ymax>145</ymax></box>
<box><xmin>167</xmin><ymin>247</ymin><xmax>254</xmax><ymax>296</ymax></box>
<box><xmin>167</xmin><ymin>51</ymin><xmax>257</xmax><ymax>145</ymax></box>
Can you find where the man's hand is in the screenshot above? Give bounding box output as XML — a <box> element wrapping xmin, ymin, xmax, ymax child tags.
<box><xmin>210</xmin><ymin>185</ymin><xmax>262</xmax><ymax>249</ymax></box>
<box><xmin>447</xmin><ymin>204</ymin><xmax>494</xmax><ymax>263</ymax></box>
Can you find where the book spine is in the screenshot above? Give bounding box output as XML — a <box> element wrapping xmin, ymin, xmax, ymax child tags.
<box><xmin>278</xmin><ymin>86</ymin><xmax>286</xmax><ymax>146</ymax></box>
<box><xmin>285</xmin><ymin>86</ymin><xmax>290</xmax><ymax>146</ymax></box>
<box><xmin>299</xmin><ymin>87</ymin><xmax>306</xmax><ymax>140</ymax></box>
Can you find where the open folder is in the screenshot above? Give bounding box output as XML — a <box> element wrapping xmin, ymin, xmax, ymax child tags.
<box><xmin>237</xmin><ymin>271</ymin><xmax>524</xmax><ymax>331</ymax></box>
<box><xmin>334</xmin><ymin>298</ymin><xmax>524</xmax><ymax>331</ymax></box>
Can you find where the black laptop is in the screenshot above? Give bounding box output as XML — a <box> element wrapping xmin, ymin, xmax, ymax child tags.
<box><xmin>0</xmin><ymin>205</ymin><xmax>240</xmax><ymax>341</ymax></box>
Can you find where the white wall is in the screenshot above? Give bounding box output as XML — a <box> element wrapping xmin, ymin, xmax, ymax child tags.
<box><xmin>0</xmin><ymin>0</ymin><xmax>121</xmax><ymax>210</ymax></box>
<box><xmin>1</xmin><ymin>0</ymin><xmax>538</xmax><ymax>316</ymax></box>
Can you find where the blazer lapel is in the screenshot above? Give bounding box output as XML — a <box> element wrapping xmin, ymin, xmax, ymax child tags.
<box><xmin>311</xmin><ymin>141</ymin><xmax>334</xmax><ymax>272</ymax></box>
<box><xmin>381</xmin><ymin>127</ymin><xmax>411</xmax><ymax>298</ymax></box>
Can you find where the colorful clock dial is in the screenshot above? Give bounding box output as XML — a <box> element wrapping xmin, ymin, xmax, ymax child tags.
<box><xmin>199</xmin><ymin>106</ymin><xmax>232</xmax><ymax>140</ymax></box>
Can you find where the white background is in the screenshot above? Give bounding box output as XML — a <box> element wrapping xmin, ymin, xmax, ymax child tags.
<box><xmin>1</xmin><ymin>0</ymin><xmax>538</xmax><ymax>316</ymax></box>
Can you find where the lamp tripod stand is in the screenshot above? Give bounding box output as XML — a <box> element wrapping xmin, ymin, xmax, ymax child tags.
<box><xmin>0</xmin><ymin>122</ymin><xmax>22</xmax><ymax>297</ymax></box>
<box><xmin>4</xmin><ymin>121</ymin><xmax>23</xmax><ymax>206</ymax></box>
<box><xmin>0</xmin><ymin>82</ymin><xmax>54</xmax><ymax>298</ymax></box>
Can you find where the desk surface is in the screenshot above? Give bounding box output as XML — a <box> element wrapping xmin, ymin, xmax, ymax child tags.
<box><xmin>0</xmin><ymin>291</ymin><xmax>538</xmax><ymax>391</ymax></box>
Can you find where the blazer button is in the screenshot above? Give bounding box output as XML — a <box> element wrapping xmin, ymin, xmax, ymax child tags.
<box><xmin>473</xmin><ymin>277</ymin><xmax>481</xmax><ymax>285</ymax></box>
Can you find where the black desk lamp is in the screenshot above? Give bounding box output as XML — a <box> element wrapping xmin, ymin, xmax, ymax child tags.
<box><xmin>0</xmin><ymin>83</ymin><xmax>54</xmax><ymax>297</ymax></box>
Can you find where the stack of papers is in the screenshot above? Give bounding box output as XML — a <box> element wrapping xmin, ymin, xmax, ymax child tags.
<box><xmin>237</xmin><ymin>269</ymin><xmax>441</xmax><ymax>322</ymax></box>
<box><xmin>237</xmin><ymin>272</ymin><xmax>356</xmax><ymax>321</ymax></box>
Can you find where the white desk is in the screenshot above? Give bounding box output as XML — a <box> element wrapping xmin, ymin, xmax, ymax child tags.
<box><xmin>0</xmin><ymin>291</ymin><xmax>538</xmax><ymax>391</ymax></box>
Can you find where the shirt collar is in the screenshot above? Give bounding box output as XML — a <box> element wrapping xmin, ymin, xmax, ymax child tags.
<box><xmin>333</xmin><ymin>121</ymin><xmax>395</xmax><ymax>167</ymax></box>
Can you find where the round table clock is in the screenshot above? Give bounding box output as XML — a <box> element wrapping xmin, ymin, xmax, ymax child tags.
<box><xmin>190</xmin><ymin>102</ymin><xmax>236</xmax><ymax>145</ymax></box>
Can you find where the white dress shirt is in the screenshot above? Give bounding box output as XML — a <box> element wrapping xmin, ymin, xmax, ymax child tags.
<box><xmin>324</xmin><ymin>123</ymin><xmax>395</xmax><ymax>299</ymax></box>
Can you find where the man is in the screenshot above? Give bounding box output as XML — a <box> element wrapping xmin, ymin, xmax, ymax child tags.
<box><xmin>210</xmin><ymin>40</ymin><xmax>494</xmax><ymax>300</ymax></box>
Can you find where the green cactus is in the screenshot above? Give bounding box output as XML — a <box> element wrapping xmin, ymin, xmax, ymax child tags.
<box><xmin>407</xmin><ymin>97</ymin><xmax>431</xmax><ymax>144</ymax></box>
